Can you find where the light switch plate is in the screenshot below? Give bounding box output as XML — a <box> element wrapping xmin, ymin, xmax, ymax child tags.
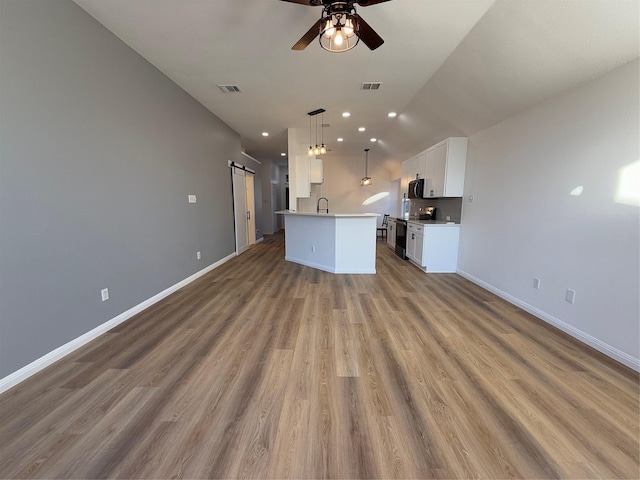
<box><xmin>101</xmin><ymin>288</ymin><xmax>109</xmax><ymax>302</ymax></box>
<box><xmin>188</xmin><ymin>195</ymin><xmax>197</xmax><ymax>203</ymax></box>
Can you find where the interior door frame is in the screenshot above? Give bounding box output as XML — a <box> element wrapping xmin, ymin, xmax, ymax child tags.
<box><xmin>232</xmin><ymin>166</ymin><xmax>249</xmax><ymax>255</ymax></box>
<box><xmin>230</xmin><ymin>161</ymin><xmax>256</xmax><ymax>256</ymax></box>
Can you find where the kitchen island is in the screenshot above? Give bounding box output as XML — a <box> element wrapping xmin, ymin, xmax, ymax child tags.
<box><xmin>276</xmin><ymin>211</ymin><xmax>379</xmax><ymax>274</ymax></box>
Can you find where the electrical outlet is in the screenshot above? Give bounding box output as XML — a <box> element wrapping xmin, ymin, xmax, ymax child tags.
<box><xmin>311</xmin><ymin>245</ymin><xmax>316</xmax><ymax>252</ymax></box>
<box><xmin>533</xmin><ymin>277</ymin><xmax>541</xmax><ymax>289</ymax></box>
<box><xmin>446</xmin><ymin>215</ymin><xmax>451</xmax><ymax>221</ymax></box>
<box><xmin>101</xmin><ymin>288</ymin><xmax>109</xmax><ymax>302</ymax></box>
<box><xmin>565</xmin><ymin>288</ymin><xmax>576</xmax><ymax>304</ymax></box>
<box><xmin>188</xmin><ymin>195</ymin><xmax>197</xmax><ymax>203</ymax></box>
<box><xmin>197</xmin><ymin>251</ymin><xmax>201</xmax><ymax>260</ymax></box>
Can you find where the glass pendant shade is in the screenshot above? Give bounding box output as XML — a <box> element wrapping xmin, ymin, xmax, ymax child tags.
<box><xmin>361</xmin><ymin>148</ymin><xmax>372</xmax><ymax>186</ymax></box>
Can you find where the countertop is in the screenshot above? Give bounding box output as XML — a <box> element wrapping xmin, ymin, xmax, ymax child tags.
<box><xmin>391</xmin><ymin>217</ymin><xmax>459</xmax><ymax>226</ymax></box>
<box><xmin>276</xmin><ymin>210</ymin><xmax>379</xmax><ymax>218</ymax></box>
<box><xmin>408</xmin><ymin>219</ymin><xmax>459</xmax><ymax>226</ymax></box>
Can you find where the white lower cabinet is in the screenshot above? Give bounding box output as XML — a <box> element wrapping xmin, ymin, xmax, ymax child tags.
<box><xmin>406</xmin><ymin>223</ymin><xmax>419</xmax><ymax>262</ymax></box>
<box><xmin>387</xmin><ymin>218</ymin><xmax>396</xmax><ymax>248</ymax></box>
<box><xmin>407</xmin><ymin>222</ymin><xmax>460</xmax><ymax>273</ymax></box>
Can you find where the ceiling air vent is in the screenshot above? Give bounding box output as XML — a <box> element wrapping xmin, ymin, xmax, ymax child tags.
<box><xmin>217</xmin><ymin>85</ymin><xmax>242</xmax><ymax>93</ymax></box>
<box><xmin>361</xmin><ymin>82</ymin><xmax>382</xmax><ymax>91</ymax></box>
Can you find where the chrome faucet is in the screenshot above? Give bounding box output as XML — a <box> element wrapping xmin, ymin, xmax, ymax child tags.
<box><xmin>317</xmin><ymin>197</ymin><xmax>329</xmax><ymax>214</ymax></box>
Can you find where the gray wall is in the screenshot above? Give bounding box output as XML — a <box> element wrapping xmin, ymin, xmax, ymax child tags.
<box><xmin>0</xmin><ymin>0</ymin><xmax>240</xmax><ymax>377</ymax></box>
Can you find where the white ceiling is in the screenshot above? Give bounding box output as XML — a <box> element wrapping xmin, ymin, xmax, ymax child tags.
<box><xmin>72</xmin><ymin>0</ymin><xmax>639</xmax><ymax>172</ymax></box>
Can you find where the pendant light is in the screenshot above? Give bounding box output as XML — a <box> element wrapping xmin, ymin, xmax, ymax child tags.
<box><xmin>320</xmin><ymin>111</ymin><xmax>327</xmax><ymax>155</ymax></box>
<box><xmin>307</xmin><ymin>114</ymin><xmax>313</xmax><ymax>156</ymax></box>
<box><xmin>361</xmin><ymin>148</ymin><xmax>372</xmax><ymax>186</ymax></box>
<box><xmin>314</xmin><ymin>115</ymin><xmax>320</xmax><ymax>156</ymax></box>
<box><xmin>306</xmin><ymin>108</ymin><xmax>327</xmax><ymax>156</ymax></box>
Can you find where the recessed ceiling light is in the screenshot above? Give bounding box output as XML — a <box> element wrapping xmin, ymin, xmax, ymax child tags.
<box><xmin>342</xmin><ymin>112</ymin><xmax>351</xmax><ymax>118</ymax></box>
<box><xmin>358</xmin><ymin>127</ymin><xmax>366</xmax><ymax>132</ymax></box>
<box><xmin>261</xmin><ymin>132</ymin><xmax>269</xmax><ymax>137</ymax></box>
<box><xmin>388</xmin><ymin>112</ymin><xmax>397</xmax><ymax>118</ymax></box>
<box><xmin>370</xmin><ymin>138</ymin><xmax>377</xmax><ymax>142</ymax></box>
<box><xmin>280</xmin><ymin>152</ymin><xmax>286</xmax><ymax>156</ymax></box>
<box><xmin>337</xmin><ymin>137</ymin><xmax>344</xmax><ymax>142</ymax></box>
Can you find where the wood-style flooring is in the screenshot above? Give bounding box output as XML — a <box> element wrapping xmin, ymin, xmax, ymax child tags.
<box><xmin>0</xmin><ymin>232</ymin><xmax>638</xmax><ymax>479</ymax></box>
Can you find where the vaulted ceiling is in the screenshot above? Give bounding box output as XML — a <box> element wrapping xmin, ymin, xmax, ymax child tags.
<box><xmin>73</xmin><ymin>0</ymin><xmax>639</xmax><ymax>173</ymax></box>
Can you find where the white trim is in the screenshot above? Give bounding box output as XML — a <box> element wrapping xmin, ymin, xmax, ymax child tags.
<box><xmin>0</xmin><ymin>252</ymin><xmax>236</xmax><ymax>394</ymax></box>
<box><xmin>457</xmin><ymin>269</ymin><xmax>640</xmax><ymax>372</ymax></box>
<box><xmin>240</xmin><ymin>150</ymin><xmax>262</xmax><ymax>164</ymax></box>
<box><xmin>256</xmin><ymin>237</ymin><xmax>264</xmax><ymax>244</ymax></box>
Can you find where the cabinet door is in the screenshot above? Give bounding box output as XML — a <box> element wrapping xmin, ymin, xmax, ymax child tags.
<box><xmin>295</xmin><ymin>156</ymin><xmax>310</xmax><ymax>198</ymax></box>
<box><xmin>442</xmin><ymin>137</ymin><xmax>467</xmax><ymax>196</ymax></box>
<box><xmin>415</xmin><ymin>233</ymin><xmax>424</xmax><ymax>266</ymax></box>
<box><xmin>309</xmin><ymin>158</ymin><xmax>323</xmax><ymax>184</ymax></box>
<box><xmin>401</xmin><ymin>160</ymin><xmax>411</xmax><ymax>199</ymax></box>
<box><xmin>387</xmin><ymin>220</ymin><xmax>395</xmax><ymax>247</ymax></box>
<box><xmin>431</xmin><ymin>142</ymin><xmax>447</xmax><ymax>197</ymax></box>
<box><xmin>415</xmin><ymin>152</ymin><xmax>426</xmax><ymax>180</ymax></box>
<box><xmin>424</xmin><ymin>148</ymin><xmax>436</xmax><ymax>197</ymax></box>
<box><xmin>407</xmin><ymin>224</ymin><xmax>419</xmax><ymax>260</ymax></box>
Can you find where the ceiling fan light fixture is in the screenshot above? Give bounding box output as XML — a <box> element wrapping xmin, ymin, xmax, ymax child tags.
<box><xmin>319</xmin><ymin>7</ymin><xmax>359</xmax><ymax>53</ymax></box>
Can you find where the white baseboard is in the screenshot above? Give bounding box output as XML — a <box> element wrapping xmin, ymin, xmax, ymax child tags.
<box><xmin>285</xmin><ymin>256</ymin><xmax>375</xmax><ymax>275</ymax></box>
<box><xmin>457</xmin><ymin>269</ymin><xmax>640</xmax><ymax>372</ymax></box>
<box><xmin>0</xmin><ymin>252</ymin><xmax>237</xmax><ymax>394</ymax></box>
<box><xmin>256</xmin><ymin>237</ymin><xmax>264</xmax><ymax>244</ymax></box>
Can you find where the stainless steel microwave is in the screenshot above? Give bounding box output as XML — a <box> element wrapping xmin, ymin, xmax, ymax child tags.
<box><xmin>408</xmin><ymin>178</ymin><xmax>424</xmax><ymax>199</ymax></box>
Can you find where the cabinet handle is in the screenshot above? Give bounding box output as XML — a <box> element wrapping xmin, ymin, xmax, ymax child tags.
<box><xmin>247</xmin><ymin>211</ymin><xmax>250</xmax><ymax>220</ymax></box>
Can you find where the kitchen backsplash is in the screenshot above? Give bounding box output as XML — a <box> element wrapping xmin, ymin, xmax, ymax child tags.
<box><xmin>410</xmin><ymin>197</ymin><xmax>463</xmax><ymax>223</ymax></box>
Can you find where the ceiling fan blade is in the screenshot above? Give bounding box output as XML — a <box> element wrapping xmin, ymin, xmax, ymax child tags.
<box><xmin>279</xmin><ymin>0</ymin><xmax>320</xmax><ymax>5</ymax></box>
<box><xmin>292</xmin><ymin>18</ymin><xmax>323</xmax><ymax>50</ymax></box>
<box><xmin>355</xmin><ymin>0</ymin><xmax>392</xmax><ymax>6</ymax></box>
<box><xmin>355</xmin><ymin>14</ymin><xmax>384</xmax><ymax>50</ymax></box>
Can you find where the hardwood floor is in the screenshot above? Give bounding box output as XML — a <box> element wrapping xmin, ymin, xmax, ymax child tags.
<box><xmin>0</xmin><ymin>232</ymin><xmax>638</xmax><ymax>479</ymax></box>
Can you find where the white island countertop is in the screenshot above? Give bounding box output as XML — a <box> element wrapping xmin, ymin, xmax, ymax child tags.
<box><xmin>276</xmin><ymin>210</ymin><xmax>379</xmax><ymax>218</ymax></box>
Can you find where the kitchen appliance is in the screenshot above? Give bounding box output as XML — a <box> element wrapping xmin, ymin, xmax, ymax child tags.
<box><xmin>400</xmin><ymin>193</ymin><xmax>409</xmax><ymax>220</ymax></box>
<box><xmin>395</xmin><ymin>219</ymin><xmax>407</xmax><ymax>259</ymax></box>
<box><xmin>408</xmin><ymin>178</ymin><xmax>424</xmax><ymax>199</ymax></box>
<box><xmin>419</xmin><ymin>206</ymin><xmax>436</xmax><ymax>220</ymax></box>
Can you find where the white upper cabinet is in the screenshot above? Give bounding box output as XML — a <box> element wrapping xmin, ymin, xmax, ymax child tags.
<box><xmin>401</xmin><ymin>137</ymin><xmax>467</xmax><ymax>199</ymax></box>
<box><xmin>423</xmin><ymin>137</ymin><xmax>467</xmax><ymax>198</ymax></box>
<box><xmin>310</xmin><ymin>158</ymin><xmax>323</xmax><ymax>184</ymax></box>
<box><xmin>295</xmin><ymin>156</ymin><xmax>311</xmax><ymax>198</ymax></box>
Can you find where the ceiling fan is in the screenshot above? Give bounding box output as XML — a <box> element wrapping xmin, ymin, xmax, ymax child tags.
<box><xmin>280</xmin><ymin>0</ymin><xmax>391</xmax><ymax>52</ymax></box>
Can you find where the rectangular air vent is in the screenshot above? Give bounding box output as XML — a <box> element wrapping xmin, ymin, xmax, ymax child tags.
<box><xmin>217</xmin><ymin>85</ymin><xmax>242</xmax><ymax>93</ymax></box>
<box><xmin>361</xmin><ymin>82</ymin><xmax>382</xmax><ymax>91</ymax></box>
<box><xmin>322</xmin><ymin>123</ymin><xmax>330</xmax><ymax>128</ymax></box>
